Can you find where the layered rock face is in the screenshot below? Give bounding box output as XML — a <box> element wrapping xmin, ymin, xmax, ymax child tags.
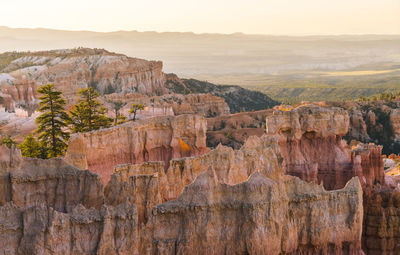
<box><xmin>0</xmin><ymin>145</ymin><xmax>21</xmax><ymax>205</ymax></box>
<box><xmin>104</xmin><ymin>135</ymin><xmax>364</xmax><ymax>254</ymax></box>
<box><xmin>206</xmin><ymin>109</ymin><xmax>272</xmax><ymax>149</ymax></box>
<box><xmin>158</xmin><ymin>93</ymin><xmax>230</xmax><ymax>117</ymax></box>
<box><xmin>328</xmin><ymin>100</ymin><xmax>400</xmax><ymax>155</ymax></box>
<box><xmin>0</xmin><ymin>49</ymin><xmax>233</xmax><ymax>143</ymax></box>
<box><xmin>0</xmin><ymin>130</ymin><xmax>365</xmax><ymax>254</ymax></box>
<box><xmin>0</xmin><ymin>79</ymin><xmax>37</xmax><ymax>112</ymax></box>
<box><xmin>0</xmin><ymin>202</ymin><xmax>138</xmax><ymax>255</ymax></box>
<box><xmin>1</xmin><ymin>49</ymin><xmax>166</xmax><ymax>100</ymax></box>
<box><xmin>106</xmin><ymin>135</ymin><xmax>283</xmax><ymax>206</ymax></box>
<box><xmin>65</xmin><ymin>114</ymin><xmax>208</xmax><ymax>184</ymax></box>
<box><xmin>266</xmin><ymin>104</ymin><xmax>385</xmax><ymax>190</ymax></box>
<box><xmin>362</xmin><ymin>187</ymin><xmax>400</xmax><ymax>254</ymax></box>
<box><xmin>265</xmin><ymin>104</ymin><xmax>400</xmax><ymax>254</ymax></box>
<box><xmin>0</xmin><ymin>156</ymin><xmax>138</xmax><ymax>255</ymax></box>
<box><xmin>143</xmin><ymin>171</ymin><xmax>363</xmax><ymax>255</ymax></box>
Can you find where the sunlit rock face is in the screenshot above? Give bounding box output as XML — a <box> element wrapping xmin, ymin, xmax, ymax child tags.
<box><xmin>64</xmin><ymin>114</ymin><xmax>209</xmax><ymax>184</ymax></box>
<box><xmin>266</xmin><ymin>104</ymin><xmax>384</xmax><ymax>190</ymax></box>
<box><xmin>0</xmin><ymin>131</ymin><xmax>364</xmax><ymax>255</ymax></box>
<box><xmin>0</xmin><ymin>49</ymin><xmax>232</xmax><ymax>145</ymax></box>
<box><xmin>0</xmin><ymin>49</ymin><xmax>166</xmax><ymax>101</ymax></box>
<box><xmin>0</xmin><ymin>156</ymin><xmax>138</xmax><ymax>255</ymax></box>
<box><xmin>265</xmin><ymin>104</ymin><xmax>400</xmax><ymax>254</ymax></box>
<box><xmin>143</xmin><ymin>172</ymin><xmax>363</xmax><ymax>255</ymax></box>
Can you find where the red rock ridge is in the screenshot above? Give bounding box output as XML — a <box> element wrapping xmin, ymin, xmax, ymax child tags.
<box><xmin>64</xmin><ymin>114</ymin><xmax>209</xmax><ymax>184</ymax></box>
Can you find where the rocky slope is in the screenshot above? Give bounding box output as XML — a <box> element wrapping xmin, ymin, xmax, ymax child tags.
<box><xmin>0</xmin><ymin>48</ymin><xmax>166</xmax><ymax>102</ymax></box>
<box><xmin>266</xmin><ymin>104</ymin><xmax>385</xmax><ymax>190</ymax></box>
<box><xmin>327</xmin><ymin>99</ymin><xmax>400</xmax><ymax>155</ymax></box>
<box><xmin>65</xmin><ymin>114</ymin><xmax>208</xmax><ymax>184</ymax></box>
<box><xmin>0</xmin><ymin>116</ymin><xmax>365</xmax><ymax>254</ymax></box>
<box><xmin>165</xmin><ymin>74</ymin><xmax>280</xmax><ymax>113</ymax></box>
<box><xmin>206</xmin><ymin>109</ymin><xmax>272</xmax><ymax>149</ymax></box>
<box><xmin>143</xmin><ymin>170</ymin><xmax>363</xmax><ymax>255</ymax></box>
<box><xmin>265</xmin><ymin>104</ymin><xmax>400</xmax><ymax>254</ymax></box>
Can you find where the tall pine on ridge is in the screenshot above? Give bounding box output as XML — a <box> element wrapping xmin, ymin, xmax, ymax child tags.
<box><xmin>35</xmin><ymin>84</ymin><xmax>70</xmax><ymax>158</ymax></box>
<box><xmin>69</xmin><ymin>87</ymin><xmax>112</xmax><ymax>132</ymax></box>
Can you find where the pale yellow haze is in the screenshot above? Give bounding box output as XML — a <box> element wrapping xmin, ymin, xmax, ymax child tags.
<box><xmin>1</xmin><ymin>0</ymin><xmax>399</xmax><ymax>34</ymax></box>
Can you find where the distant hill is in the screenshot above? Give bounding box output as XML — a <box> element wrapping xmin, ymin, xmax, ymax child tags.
<box><xmin>165</xmin><ymin>76</ymin><xmax>279</xmax><ymax>113</ymax></box>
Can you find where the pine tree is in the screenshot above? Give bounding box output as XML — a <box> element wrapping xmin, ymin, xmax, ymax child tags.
<box><xmin>19</xmin><ymin>135</ymin><xmax>44</xmax><ymax>158</ymax></box>
<box><xmin>69</xmin><ymin>87</ymin><xmax>113</xmax><ymax>132</ymax></box>
<box><xmin>0</xmin><ymin>135</ymin><xmax>17</xmax><ymax>149</ymax></box>
<box><xmin>108</xmin><ymin>100</ymin><xmax>127</xmax><ymax>125</ymax></box>
<box><xmin>35</xmin><ymin>84</ymin><xmax>70</xmax><ymax>158</ymax></box>
<box><xmin>129</xmin><ymin>103</ymin><xmax>145</xmax><ymax>121</ymax></box>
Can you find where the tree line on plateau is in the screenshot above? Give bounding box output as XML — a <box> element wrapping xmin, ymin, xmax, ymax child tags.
<box><xmin>0</xmin><ymin>84</ymin><xmax>145</xmax><ymax>159</ymax></box>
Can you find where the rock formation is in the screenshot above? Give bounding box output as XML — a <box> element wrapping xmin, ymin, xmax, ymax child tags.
<box><xmin>143</xmin><ymin>170</ymin><xmax>363</xmax><ymax>255</ymax></box>
<box><xmin>362</xmin><ymin>187</ymin><xmax>400</xmax><ymax>254</ymax></box>
<box><xmin>390</xmin><ymin>108</ymin><xmax>400</xmax><ymax>142</ymax></box>
<box><xmin>1</xmin><ymin>49</ymin><xmax>166</xmax><ymax>100</ymax></box>
<box><xmin>265</xmin><ymin>104</ymin><xmax>386</xmax><ymax>190</ymax></box>
<box><xmin>157</xmin><ymin>93</ymin><xmax>230</xmax><ymax>117</ymax></box>
<box><xmin>265</xmin><ymin>104</ymin><xmax>400</xmax><ymax>254</ymax></box>
<box><xmin>0</xmin><ymin>49</ymin><xmax>233</xmax><ymax>142</ymax></box>
<box><xmin>65</xmin><ymin>114</ymin><xmax>208</xmax><ymax>184</ymax></box>
<box><xmin>327</xmin><ymin>100</ymin><xmax>400</xmax><ymax>155</ymax></box>
<box><xmin>206</xmin><ymin>109</ymin><xmax>272</xmax><ymax>149</ymax></box>
<box><xmin>0</xmin><ymin>201</ymin><xmax>138</xmax><ymax>255</ymax></box>
<box><xmin>0</xmin><ymin>132</ymin><xmax>365</xmax><ymax>254</ymax></box>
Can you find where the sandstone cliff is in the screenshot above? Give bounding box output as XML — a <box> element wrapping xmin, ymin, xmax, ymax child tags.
<box><xmin>0</xmin><ymin>49</ymin><xmax>233</xmax><ymax>143</ymax></box>
<box><xmin>266</xmin><ymin>104</ymin><xmax>385</xmax><ymax>191</ymax></box>
<box><xmin>206</xmin><ymin>109</ymin><xmax>272</xmax><ymax>149</ymax></box>
<box><xmin>0</xmin><ymin>202</ymin><xmax>138</xmax><ymax>255</ymax></box>
<box><xmin>327</xmin><ymin>100</ymin><xmax>400</xmax><ymax>155</ymax></box>
<box><xmin>266</xmin><ymin>104</ymin><xmax>400</xmax><ymax>255</ymax></box>
<box><xmin>0</xmin><ymin>126</ymin><xmax>366</xmax><ymax>255</ymax></box>
<box><xmin>1</xmin><ymin>48</ymin><xmax>166</xmax><ymax>100</ymax></box>
<box><xmin>65</xmin><ymin>114</ymin><xmax>208</xmax><ymax>184</ymax></box>
<box><xmin>142</xmin><ymin>170</ymin><xmax>363</xmax><ymax>254</ymax></box>
<box><xmin>0</xmin><ymin>155</ymin><xmax>138</xmax><ymax>255</ymax></box>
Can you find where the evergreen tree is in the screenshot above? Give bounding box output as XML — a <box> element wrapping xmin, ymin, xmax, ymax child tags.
<box><xmin>35</xmin><ymin>84</ymin><xmax>70</xmax><ymax>158</ymax></box>
<box><xmin>108</xmin><ymin>100</ymin><xmax>127</xmax><ymax>125</ymax></box>
<box><xmin>19</xmin><ymin>135</ymin><xmax>44</xmax><ymax>158</ymax></box>
<box><xmin>0</xmin><ymin>135</ymin><xmax>17</xmax><ymax>149</ymax></box>
<box><xmin>69</xmin><ymin>87</ymin><xmax>113</xmax><ymax>132</ymax></box>
<box><xmin>129</xmin><ymin>103</ymin><xmax>145</xmax><ymax>121</ymax></box>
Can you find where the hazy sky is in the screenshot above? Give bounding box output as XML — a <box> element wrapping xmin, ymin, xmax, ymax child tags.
<box><xmin>1</xmin><ymin>0</ymin><xmax>399</xmax><ymax>35</ymax></box>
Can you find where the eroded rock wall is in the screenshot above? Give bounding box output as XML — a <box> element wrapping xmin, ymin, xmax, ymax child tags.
<box><xmin>141</xmin><ymin>170</ymin><xmax>363</xmax><ymax>255</ymax></box>
<box><xmin>65</xmin><ymin>114</ymin><xmax>208</xmax><ymax>184</ymax></box>
<box><xmin>266</xmin><ymin>104</ymin><xmax>400</xmax><ymax>255</ymax></box>
<box><xmin>0</xmin><ymin>202</ymin><xmax>138</xmax><ymax>255</ymax></box>
<box><xmin>0</xmin><ymin>131</ymin><xmax>365</xmax><ymax>254</ymax></box>
<box><xmin>266</xmin><ymin>104</ymin><xmax>385</xmax><ymax>190</ymax></box>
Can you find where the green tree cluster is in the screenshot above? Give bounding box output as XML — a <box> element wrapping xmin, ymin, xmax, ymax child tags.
<box><xmin>19</xmin><ymin>85</ymin><xmax>118</xmax><ymax>159</ymax></box>
<box><xmin>69</xmin><ymin>87</ymin><xmax>113</xmax><ymax>132</ymax></box>
<box><xmin>360</xmin><ymin>91</ymin><xmax>400</xmax><ymax>102</ymax></box>
<box><xmin>19</xmin><ymin>85</ymin><xmax>146</xmax><ymax>159</ymax></box>
<box><xmin>0</xmin><ymin>136</ymin><xmax>16</xmax><ymax>149</ymax></box>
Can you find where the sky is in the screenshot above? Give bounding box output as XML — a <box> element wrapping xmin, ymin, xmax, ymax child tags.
<box><xmin>1</xmin><ymin>0</ymin><xmax>399</xmax><ymax>35</ymax></box>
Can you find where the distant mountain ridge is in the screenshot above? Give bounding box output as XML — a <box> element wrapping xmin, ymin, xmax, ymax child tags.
<box><xmin>1</xmin><ymin>26</ymin><xmax>399</xmax><ymax>77</ymax></box>
<box><xmin>0</xmin><ymin>48</ymin><xmax>278</xmax><ymax>115</ymax></box>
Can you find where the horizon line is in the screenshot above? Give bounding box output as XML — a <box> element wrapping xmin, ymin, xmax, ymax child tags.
<box><xmin>1</xmin><ymin>26</ymin><xmax>400</xmax><ymax>37</ymax></box>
